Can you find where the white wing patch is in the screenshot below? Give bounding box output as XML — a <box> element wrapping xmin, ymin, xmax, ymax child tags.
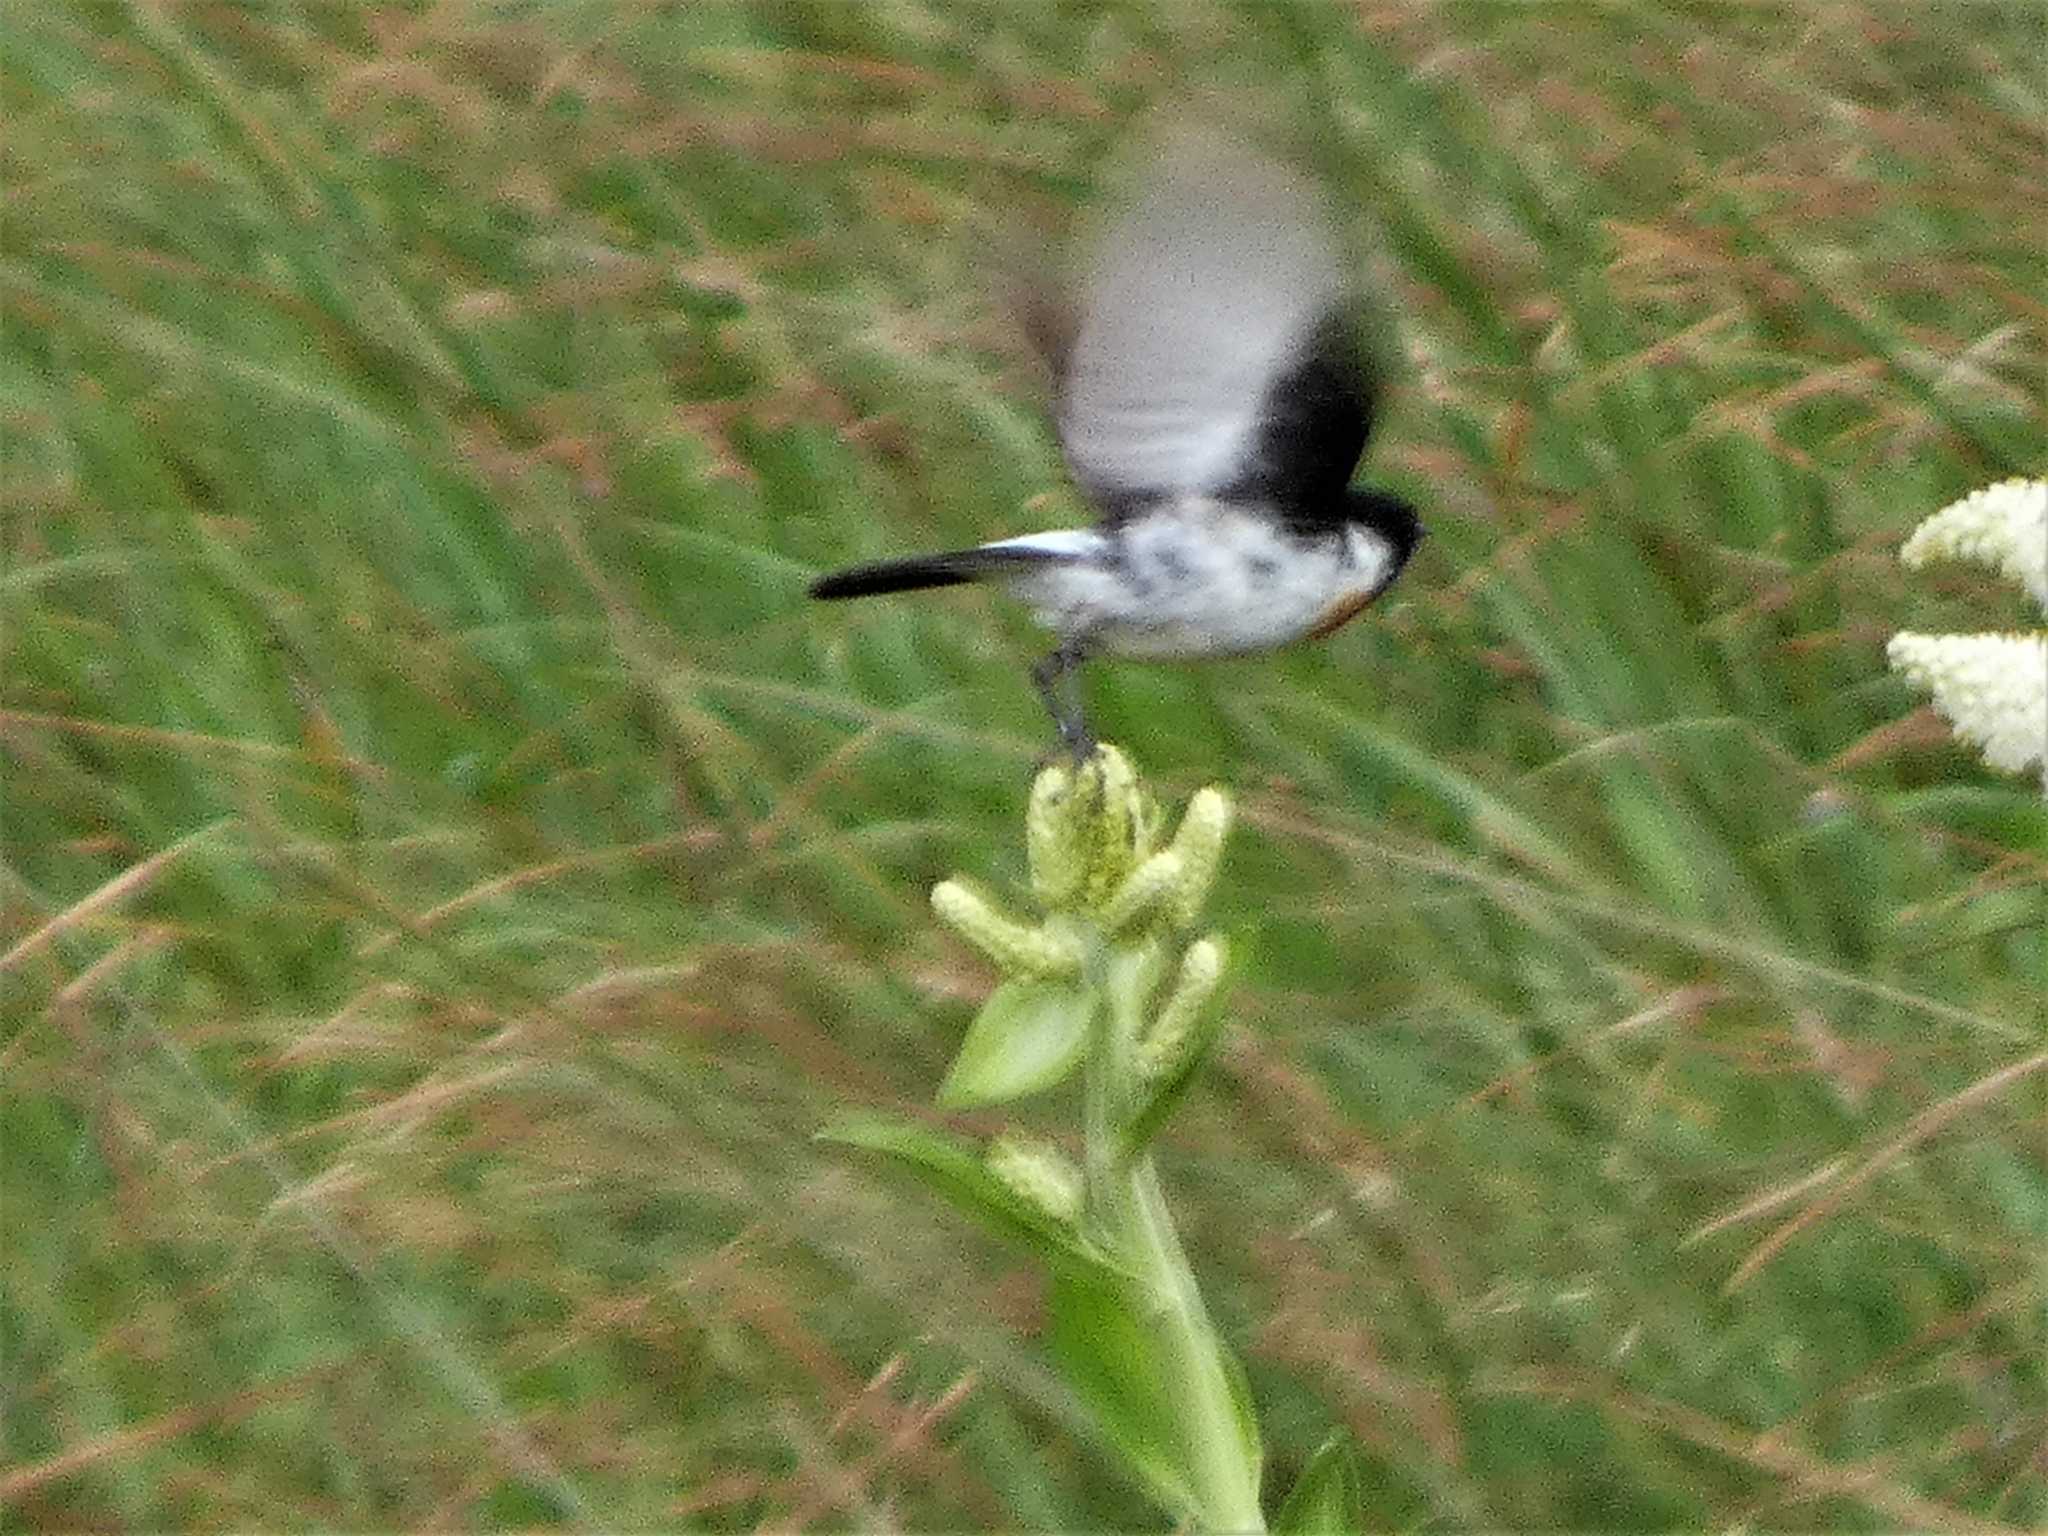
<box><xmin>983</xmin><ymin>529</ymin><xmax>1110</xmax><ymax>560</ymax></box>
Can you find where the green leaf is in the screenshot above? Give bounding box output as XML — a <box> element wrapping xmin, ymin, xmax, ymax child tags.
<box><xmin>1891</xmin><ymin>785</ymin><xmax>2048</xmax><ymax>847</ymax></box>
<box><xmin>1220</xmin><ymin>1326</ymin><xmax>1265</xmax><ymax>1509</ymax></box>
<box><xmin>817</xmin><ymin>1113</ymin><xmax>1118</xmax><ymax>1281</ymax></box>
<box><xmin>1274</xmin><ymin>1432</ymin><xmax>1364</xmax><ymax>1533</ymax></box>
<box><xmin>1043</xmin><ymin>1262</ymin><xmax>1264</xmax><ymax>1525</ymax></box>
<box><xmin>1046</xmin><ymin>1269</ymin><xmax>1199</xmax><ymax>1519</ymax></box>
<box><xmin>936</xmin><ymin>974</ymin><xmax>1097</xmax><ymax>1108</ymax></box>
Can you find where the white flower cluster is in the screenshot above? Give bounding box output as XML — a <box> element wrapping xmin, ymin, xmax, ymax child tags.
<box><xmin>1886</xmin><ymin>632</ymin><xmax>2047</xmax><ymax>776</ymax></box>
<box><xmin>1899</xmin><ymin>477</ymin><xmax>2047</xmax><ymax>608</ymax></box>
<box><xmin>1888</xmin><ymin>478</ymin><xmax>2048</xmax><ymax>793</ymax></box>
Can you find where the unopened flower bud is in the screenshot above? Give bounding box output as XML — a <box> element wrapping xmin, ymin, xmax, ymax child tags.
<box><xmin>932</xmin><ymin>879</ymin><xmax>1083</xmax><ymax>977</ymax></box>
<box><xmin>1082</xmin><ymin>745</ymin><xmax>1148</xmax><ymax>905</ymax></box>
<box><xmin>1140</xmin><ymin>936</ymin><xmax>1228</xmax><ymax>1079</ymax></box>
<box><xmin>1101</xmin><ymin>849</ymin><xmax>1184</xmax><ymax>935</ymax></box>
<box><xmin>1027</xmin><ymin>760</ymin><xmax>1089</xmax><ymax>909</ymax></box>
<box><xmin>1163</xmin><ymin>788</ymin><xmax>1232</xmax><ymax>927</ymax></box>
<box><xmin>986</xmin><ymin>1134</ymin><xmax>1082</xmax><ymax>1223</ymax></box>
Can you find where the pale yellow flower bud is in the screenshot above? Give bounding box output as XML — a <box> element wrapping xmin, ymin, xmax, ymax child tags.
<box><xmin>1027</xmin><ymin>759</ymin><xmax>1089</xmax><ymax>910</ymax></box>
<box><xmin>1164</xmin><ymin>787</ymin><xmax>1232</xmax><ymax>928</ymax></box>
<box><xmin>1100</xmin><ymin>850</ymin><xmax>1185</xmax><ymax>935</ymax></box>
<box><xmin>1140</xmin><ymin>936</ymin><xmax>1228</xmax><ymax>1079</ymax></box>
<box><xmin>1082</xmin><ymin>745</ymin><xmax>1149</xmax><ymax>905</ymax></box>
<box><xmin>931</xmin><ymin>879</ymin><xmax>1084</xmax><ymax>977</ymax></box>
<box><xmin>986</xmin><ymin>1134</ymin><xmax>1083</xmax><ymax>1223</ymax></box>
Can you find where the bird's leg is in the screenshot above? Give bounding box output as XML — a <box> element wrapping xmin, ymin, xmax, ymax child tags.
<box><xmin>1031</xmin><ymin>639</ymin><xmax>1095</xmax><ymax>761</ymax></box>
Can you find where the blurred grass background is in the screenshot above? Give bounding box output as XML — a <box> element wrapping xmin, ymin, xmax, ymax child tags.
<box><xmin>3</xmin><ymin>1</ymin><xmax>2045</xmax><ymax>1527</ymax></box>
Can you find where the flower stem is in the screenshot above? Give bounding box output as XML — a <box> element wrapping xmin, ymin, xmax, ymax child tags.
<box><xmin>1083</xmin><ymin>937</ymin><xmax>1265</xmax><ymax>1531</ymax></box>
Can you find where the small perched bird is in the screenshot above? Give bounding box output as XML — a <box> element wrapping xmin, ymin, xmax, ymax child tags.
<box><xmin>810</xmin><ymin>129</ymin><xmax>1424</xmax><ymax>751</ymax></box>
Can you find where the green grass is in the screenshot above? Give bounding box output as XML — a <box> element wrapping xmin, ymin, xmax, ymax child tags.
<box><xmin>3</xmin><ymin>0</ymin><xmax>2044</xmax><ymax>1527</ymax></box>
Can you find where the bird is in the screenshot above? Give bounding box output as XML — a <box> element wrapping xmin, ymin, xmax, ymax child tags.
<box><xmin>809</xmin><ymin>128</ymin><xmax>1425</xmax><ymax>753</ymax></box>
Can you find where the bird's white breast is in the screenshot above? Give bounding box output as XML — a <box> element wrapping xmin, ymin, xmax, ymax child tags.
<box><xmin>1000</xmin><ymin>501</ymin><xmax>1396</xmax><ymax>659</ymax></box>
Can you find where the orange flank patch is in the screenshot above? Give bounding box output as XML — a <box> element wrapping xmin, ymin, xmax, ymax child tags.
<box><xmin>1306</xmin><ymin>585</ymin><xmax>1382</xmax><ymax>640</ymax></box>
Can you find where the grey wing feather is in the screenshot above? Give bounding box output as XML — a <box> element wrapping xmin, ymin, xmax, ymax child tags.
<box><xmin>1056</xmin><ymin>131</ymin><xmax>1355</xmax><ymax>512</ymax></box>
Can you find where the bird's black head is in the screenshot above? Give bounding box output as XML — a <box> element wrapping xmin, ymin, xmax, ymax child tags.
<box><xmin>1347</xmin><ymin>486</ymin><xmax>1426</xmax><ymax>576</ymax></box>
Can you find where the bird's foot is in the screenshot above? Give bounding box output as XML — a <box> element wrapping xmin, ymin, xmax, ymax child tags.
<box><xmin>1035</xmin><ymin>718</ymin><xmax>1097</xmax><ymax>772</ymax></box>
<box><xmin>1031</xmin><ymin>641</ymin><xmax>1097</xmax><ymax>767</ymax></box>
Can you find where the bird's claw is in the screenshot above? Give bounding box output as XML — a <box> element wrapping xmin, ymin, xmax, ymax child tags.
<box><xmin>1031</xmin><ymin>640</ymin><xmax>1096</xmax><ymax>765</ymax></box>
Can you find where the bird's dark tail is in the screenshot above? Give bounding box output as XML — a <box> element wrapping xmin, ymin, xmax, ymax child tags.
<box><xmin>809</xmin><ymin>544</ymin><xmax>1065</xmax><ymax>601</ymax></box>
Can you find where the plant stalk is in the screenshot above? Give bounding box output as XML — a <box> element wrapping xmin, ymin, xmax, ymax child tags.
<box><xmin>1084</xmin><ymin>938</ymin><xmax>1265</xmax><ymax>1532</ymax></box>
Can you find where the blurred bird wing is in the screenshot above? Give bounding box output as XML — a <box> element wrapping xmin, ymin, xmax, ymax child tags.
<box><xmin>1056</xmin><ymin>133</ymin><xmax>1370</xmax><ymax>518</ymax></box>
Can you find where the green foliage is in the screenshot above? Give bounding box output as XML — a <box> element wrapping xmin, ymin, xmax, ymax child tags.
<box><xmin>936</xmin><ymin>975</ymin><xmax>1098</xmax><ymax>1107</ymax></box>
<box><xmin>873</xmin><ymin>747</ymin><xmax>1259</xmax><ymax>1526</ymax></box>
<box><xmin>818</xmin><ymin>1114</ymin><xmax>1117</xmax><ymax>1282</ymax></box>
<box><xmin>1045</xmin><ymin>1265</ymin><xmax>1264</xmax><ymax>1524</ymax></box>
<box><xmin>1272</xmin><ymin>1433</ymin><xmax>1364</xmax><ymax>1534</ymax></box>
<box><xmin>2</xmin><ymin>0</ymin><xmax>2043</xmax><ymax>1528</ymax></box>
